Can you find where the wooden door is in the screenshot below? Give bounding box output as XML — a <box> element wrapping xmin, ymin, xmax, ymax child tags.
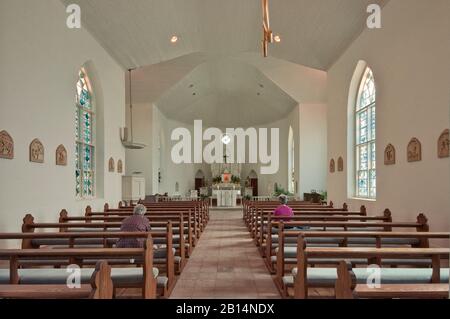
<box><xmin>195</xmin><ymin>178</ymin><xmax>204</xmax><ymax>192</ymax></box>
<box><xmin>250</xmin><ymin>178</ymin><xmax>258</xmax><ymax>196</ymax></box>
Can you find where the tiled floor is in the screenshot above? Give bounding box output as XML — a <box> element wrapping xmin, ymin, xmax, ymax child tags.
<box><xmin>170</xmin><ymin>209</ymin><xmax>280</xmax><ymax>299</ymax></box>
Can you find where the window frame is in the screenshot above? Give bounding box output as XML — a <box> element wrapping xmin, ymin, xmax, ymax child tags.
<box><xmin>354</xmin><ymin>67</ymin><xmax>376</xmax><ymax>199</ymax></box>
<box><xmin>75</xmin><ymin>68</ymin><xmax>96</xmax><ymax>199</ymax></box>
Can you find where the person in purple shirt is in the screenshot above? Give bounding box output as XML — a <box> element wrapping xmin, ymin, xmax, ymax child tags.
<box><xmin>116</xmin><ymin>204</ymin><xmax>151</xmax><ymax>248</ymax></box>
<box><xmin>273</xmin><ymin>195</ymin><xmax>294</xmax><ymax>222</ymax></box>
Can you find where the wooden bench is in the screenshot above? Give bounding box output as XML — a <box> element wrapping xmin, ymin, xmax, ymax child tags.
<box><xmin>0</xmin><ymin>235</ymin><xmax>157</xmax><ymax>299</ymax></box>
<box><xmin>243</xmin><ymin>199</ymin><xmax>332</xmax><ymax>219</ymax></box>
<box><xmin>84</xmin><ymin>208</ymin><xmax>197</xmax><ymax>250</ymax></box>
<box><xmin>100</xmin><ymin>203</ymin><xmax>205</xmax><ymax>239</ymax></box>
<box><xmin>244</xmin><ymin>201</ymin><xmax>339</xmax><ymax>231</ymax></box>
<box><xmin>276</xmin><ymin>229</ymin><xmax>449</xmax><ymax>297</ymax></box>
<box><xmin>271</xmin><ymin>214</ymin><xmax>430</xmax><ymax>269</ymax></box>
<box><xmin>335</xmin><ymin>260</ymin><xmax>450</xmax><ymax>299</ymax></box>
<box><xmin>20</xmin><ymin>216</ymin><xmax>176</xmax><ymax>297</ymax></box>
<box><xmin>60</xmin><ymin>210</ymin><xmax>193</xmax><ymax>261</ymax></box>
<box><xmin>260</xmin><ymin>207</ymin><xmax>382</xmax><ymax>255</ymax></box>
<box><xmin>247</xmin><ymin>203</ymin><xmax>354</xmax><ymax>240</ymax></box>
<box><xmin>0</xmin><ymin>260</ymin><xmax>113</xmax><ymax>299</ymax></box>
<box><xmin>292</xmin><ymin>235</ymin><xmax>450</xmax><ymax>299</ymax></box>
<box><xmin>136</xmin><ymin>200</ymin><xmax>210</xmax><ymax>228</ymax></box>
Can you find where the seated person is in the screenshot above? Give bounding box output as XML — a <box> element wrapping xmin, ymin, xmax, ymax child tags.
<box><xmin>116</xmin><ymin>204</ymin><xmax>150</xmax><ymax>248</ymax></box>
<box><xmin>273</xmin><ymin>195</ymin><xmax>309</xmax><ymax>230</ymax></box>
<box><xmin>273</xmin><ymin>195</ymin><xmax>294</xmax><ymax>221</ymax></box>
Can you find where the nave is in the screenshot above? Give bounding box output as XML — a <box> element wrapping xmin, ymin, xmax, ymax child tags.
<box><xmin>170</xmin><ymin>210</ymin><xmax>280</xmax><ymax>299</ymax></box>
<box><xmin>1</xmin><ymin>0</ymin><xmax>449</xmax><ymax>303</ymax></box>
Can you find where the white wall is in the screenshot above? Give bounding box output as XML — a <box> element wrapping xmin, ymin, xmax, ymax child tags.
<box><xmin>127</xmin><ymin>101</ymin><xmax>328</xmax><ymax>199</ymax></box>
<box><xmin>327</xmin><ymin>0</ymin><xmax>450</xmax><ymax>236</ymax></box>
<box><xmin>0</xmin><ymin>0</ymin><xmax>125</xmax><ymax>245</ymax></box>
<box><xmin>299</xmin><ymin>103</ymin><xmax>328</xmax><ymax>197</ymax></box>
<box><xmin>125</xmin><ymin>103</ymin><xmax>154</xmax><ymax>194</ymax></box>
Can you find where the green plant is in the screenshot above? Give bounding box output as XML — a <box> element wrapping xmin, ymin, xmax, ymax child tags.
<box><xmin>231</xmin><ymin>175</ymin><xmax>241</xmax><ymax>184</ymax></box>
<box><xmin>273</xmin><ymin>184</ymin><xmax>293</xmax><ymax>197</ymax></box>
<box><xmin>311</xmin><ymin>189</ymin><xmax>327</xmax><ymax>201</ymax></box>
<box><xmin>243</xmin><ymin>194</ymin><xmax>252</xmax><ymax>201</ymax></box>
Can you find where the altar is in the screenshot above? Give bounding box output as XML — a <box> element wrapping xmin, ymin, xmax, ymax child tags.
<box><xmin>209</xmin><ymin>161</ymin><xmax>242</xmax><ymax>207</ymax></box>
<box><xmin>212</xmin><ymin>189</ymin><xmax>240</xmax><ymax>207</ymax></box>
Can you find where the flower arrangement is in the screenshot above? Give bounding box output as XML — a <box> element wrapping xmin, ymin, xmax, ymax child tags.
<box><xmin>231</xmin><ymin>175</ymin><xmax>241</xmax><ymax>185</ymax></box>
<box><xmin>212</xmin><ymin>176</ymin><xmax>222</xmax><ymax>184</ymax></box>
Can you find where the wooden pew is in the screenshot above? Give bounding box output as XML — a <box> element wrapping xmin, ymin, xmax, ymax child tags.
<box><xmin>264</xmin><ymin>210</ymin><xmax>392</xmax><ymax>259</ymax></box>
<box><xmin>61</xmin><ymin>210</ymin><xmax>193</xmax><ymax>261</ymax></box>
<box><xmin>99</xmin><ymin>203</ymin><xmax>204</xmax><ymax>240</ymax></box>
<box><xmin>243</xmin><ymin>199</ymin><xmax>331</xmax><ymax>219</ymax></box>
<box><xmin>271</xmin><ymin>214</ymin><xmax>430</xmax><ymax>274</ymax></box>
<box><xmin>277</xmin><ymin>230</ymin><xmax>449</xmax><ymax>297</ymax></box>
<box><xmin>0</xmin><ymin>260</ymin><xmax>113</xmax><ymax>299</ymax></box>
<box><xmin>293</xmin><ymin>234</ymin><xmax>450</xmax><ymax>299</ymax></box>
<box><xmin>132</xmin><ymin>199</ymin><xmax>209</xmax><ymax>228</ymax></box>
<box><xmin>0</xmin><ymin>235</ymin><xmax>157</xmax><ymax>299</ymax></box>
<box><xmin>248</xmin><ymin>203</ymin><xmax>354</xmax><ymax>240</ymax></box>
<box><xmin>335</xmin><ymin>260</ymin><xmax>449</xmax><ymax>299</ymax></box>
<box><xmin>84</xmin><ymin>208</ymin><xmax>197</xmax><ymax>250</ymax></box>
<box><xmin>261</xmin><ymin>206</ymin><xmax>379</xmax><ymax>255</ymax></box>
<box><xmin>244</xmin><ymin>201</ymin><xmax>338</xmax><ymax>230</ymax></box>
<box><xmin>20</xmin><ymin>216</ymin><xmax>175</xmax><ymax>297</ymax></box>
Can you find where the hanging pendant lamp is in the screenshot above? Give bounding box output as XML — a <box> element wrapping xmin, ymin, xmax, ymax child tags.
<box><xmin>121</xmin><ymin>68</ymin><xmax>146</xmax><ymax>149</ymax></box>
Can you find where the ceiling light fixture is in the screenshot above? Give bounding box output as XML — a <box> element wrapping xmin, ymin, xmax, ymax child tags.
<box><xmin>261</xmin><ymin>0</ymin><xmax>279</xmax><ymax>57</ymax></box>
<box><xmin>170</xmin><ymin>35</ymin><xmax>178</xmax><ymax>43</ymax></box>
<box><xmin>120</xmin><ymin>69</ymin><xmax>146</xmax><ymax>149</ymax></box>
<box><xmin>274</xmin><ymin>35</ymin><xmax>281</xmax><ymax>43</ymax></box>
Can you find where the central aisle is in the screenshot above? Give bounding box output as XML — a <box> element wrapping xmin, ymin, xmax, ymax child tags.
<box><xmin>170</xmin><ymin>209</ymin><xmax>280</xmax><ymax>299</ymax></box>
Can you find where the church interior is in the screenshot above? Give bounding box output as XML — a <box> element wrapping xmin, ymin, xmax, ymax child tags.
<box><xmin>0</xmin><ymin>0</ymin><xmax>449</xmax><ymax>301</ymax></box>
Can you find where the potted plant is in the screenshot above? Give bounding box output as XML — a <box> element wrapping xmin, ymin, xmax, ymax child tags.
<box><xmin>273</xmin><ymin>184</ymin><xmax>293</xmax><ymax>197</ymax></box>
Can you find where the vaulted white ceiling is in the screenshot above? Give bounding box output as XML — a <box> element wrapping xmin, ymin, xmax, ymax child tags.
<box><xmin>154</xmin><ymin>56</ymin><xmax>299</xmax><ymax>127</ymax></box>
<box><xmin>127</xmin><ymin>53</ymin><xmax>327</xmax><ymax>126</ymax></box>
<box><xmin>60</xmin><ymin>0</ymin><xmax>387</xmax><ymax>126</ymax></box>
<box><xmin>61</xmin><ymin>0</ymin><xmax>388</xmax><ymax>70</ymax></box>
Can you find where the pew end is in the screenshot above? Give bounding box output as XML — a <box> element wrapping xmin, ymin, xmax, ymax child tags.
<box><xmin>335</xmin><ymin>260</ymin><xmax>357</xmax><ymax>299</ymax></box>
<box><xmin>21</xmin><ymin>214</ymin><xmax>36</xmax><ymax>249</ymax></box>
<box><xmin>85</xmin><ymin>206</ymin><xmax>92</xmax><ymax>217</ymax></box>
<box><xmin>90</xmin><ymin>260</ymin><xmax>114</xmax><ymax>299</ymax></box>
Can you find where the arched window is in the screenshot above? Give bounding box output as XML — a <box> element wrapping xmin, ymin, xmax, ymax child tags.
<box><xmin>75</xmin><ymin>68</ymin><xmax>95</xmax><ymax>198</ymax></box>
<box><xmin>355</xmin><ymin>67</ymin><xmax>376</xmax><ymax>198</ymax></box>
<box><xmin>288</xmin><ymin>126</ymin><xmax>295</xmax><ymax>194</ymax></box>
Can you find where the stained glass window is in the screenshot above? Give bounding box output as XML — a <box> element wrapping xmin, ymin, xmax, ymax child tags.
<box><xmin>76</xmin><ymin>68</ymin><xmax>95</xmax><ymax>198</ymax></box>
<box><xmin>355</xmin><ymin>67</ymin><xmax>376</xmax><ymax>199</ymax></box>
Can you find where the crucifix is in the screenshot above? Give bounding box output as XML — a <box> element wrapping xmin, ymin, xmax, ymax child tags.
<box><xmin>223</xmin><ymin>153</ymin><xmax>229</xmax><ymax>164</ymax></box>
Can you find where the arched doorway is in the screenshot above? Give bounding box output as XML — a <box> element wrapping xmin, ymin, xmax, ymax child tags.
<box><xmin>195</xmin><ymin>170</ymin><xmax>205</xmax><ymax>193</ymax></box>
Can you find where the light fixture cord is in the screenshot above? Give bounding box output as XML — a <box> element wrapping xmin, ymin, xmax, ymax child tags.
<box><xmin>129</xmin><ymin>69</ymin><xmax>133</xmax><ymax>141</ymax></box>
